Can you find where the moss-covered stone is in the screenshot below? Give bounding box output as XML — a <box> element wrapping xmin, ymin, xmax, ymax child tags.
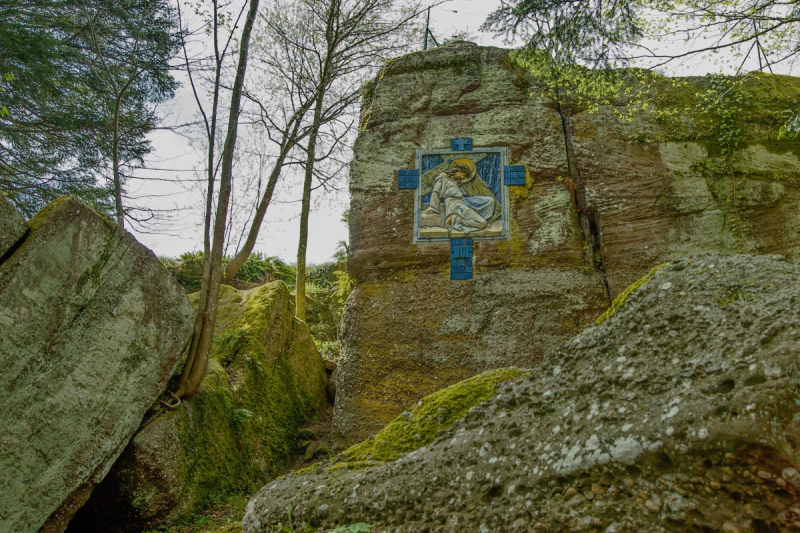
<box><xmin>596</xmin><ymin>264</ymin><xmax>667</xmax><ymax>325</ymax></box>
<box><xmin>70</xmin><ymin>282</ymin><xmax>327</xmax><ymax>532</ymax></box>
<box><xmin>339</xmin><ymin>368</ymin><xmax>528</xmax><ymax>465</ymax></box>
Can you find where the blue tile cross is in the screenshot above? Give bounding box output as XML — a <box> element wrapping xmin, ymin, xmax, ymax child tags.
<box><xmin>450</xmin><ymin>138</ymin><xmax>473</xmax><ymax>151</ymax></box>
<box><xmin>504</xmin><ymin>165</ymin><xmax>526</xmax><ymax>186</ymax></box>
<box><xmin>397</xmin><ymin>168</ymin><xmax>419</xmax><ymax>189</ymax></box>
<box><xmin>395</xmin><ymin>139</ymin><xmax>528</xmax><ymax>280</ymax></box>
<box><xmin>450</xmin><ymin>238</ymin><xmax>473</xmax><ymax>280</ymax></box>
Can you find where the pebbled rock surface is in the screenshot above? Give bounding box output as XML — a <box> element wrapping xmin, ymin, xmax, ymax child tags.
<box><xmin>0</xmin><ymin>196</ymin><xmax>195</xmax><ymax>533</ymax></box>
<box><xmin>244</xmin><ymin>254</ymin><xmax>800</xmax><ymax>533</ymax></box>
<box><xmin>0</xmin><ymin>194</ymin><xmax>27</xmax><ymax>258</ymax></box>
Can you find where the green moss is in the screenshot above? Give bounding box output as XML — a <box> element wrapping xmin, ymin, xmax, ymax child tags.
<box><xmin>596</xmin><ymin>264</ymin><xmax>668</xmax><ymax>325</ymax></box>
<box><xmin>339</xmin><ymin>368</ymin><xmax>528</xmax><ymax>465</ymax></box>
<box><xmin>144</xmin><ymin>282</ymin><xmax>327</xmax><ymax>522</ymax></box>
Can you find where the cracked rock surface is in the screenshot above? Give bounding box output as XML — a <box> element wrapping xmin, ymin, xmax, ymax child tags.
<box><xmin>243</xmin><ymin>254</ymin><xmax>800</xmax><ymax>532</ymax></box>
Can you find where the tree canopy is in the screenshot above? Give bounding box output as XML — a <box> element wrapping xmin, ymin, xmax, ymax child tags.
<box><xmin>0</xmin><ymin>0</ymin><xmax>179</xmax><ymax>217</ymax></box>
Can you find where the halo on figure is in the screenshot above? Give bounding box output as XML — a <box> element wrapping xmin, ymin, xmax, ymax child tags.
<box><xmin>450</xmin><ymin>158</ymin><xmax>477</xmax><ymax>180</ymax></box>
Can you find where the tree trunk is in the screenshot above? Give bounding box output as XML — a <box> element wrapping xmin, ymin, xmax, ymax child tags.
<box><xmin>112</xmin><ymin>94</ymin><xmax>124</xmax><ymax>227</ymax></box>
<box><xmin>222</xmin><ymin>142</ymin><xmax>292</xmax><ymax>282</ymax></box>
<box><xmin>177</xmin><ymin>0</ymin><xmax>260</xmax><ymax>398</ymax></box>
<box><xmin>295</xmin><ymin>122</ymin><xmax>319</xmax><ymax>322</ymax></box>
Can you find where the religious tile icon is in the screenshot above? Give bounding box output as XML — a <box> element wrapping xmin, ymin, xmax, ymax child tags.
<box><xmin>414</xmin><ymin>146</ymin><xmax>509</xmax><ymax>243</ymax></box>
<box><xmin>397</xmin><ymin>140</ymin><xmax>526</xmax><ymax>280</ymax></box>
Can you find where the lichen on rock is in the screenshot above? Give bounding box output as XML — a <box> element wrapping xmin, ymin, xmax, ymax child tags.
<box><xmin>70</xmin><ymin>282</ymin><xmax>328</xmax><ymax>532</ymax></box>
<box><xmin>0</xmin><ymin>196</ymin><xmax>194</xmax><ymax>533</ymax></box>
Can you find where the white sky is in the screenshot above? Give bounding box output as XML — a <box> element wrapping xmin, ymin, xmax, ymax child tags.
<box><xmin>128</xmin><ymin>0</ymin><xmax>798</xmax><ymax>265</ymax></box>
<box><xmin>129</xmin><ymin>0</ymin><xmax>510</xmax><ymax>265</ymax></box>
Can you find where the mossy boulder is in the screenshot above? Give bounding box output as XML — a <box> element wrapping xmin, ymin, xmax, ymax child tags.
<box><xmin>70</xmin><ymin>282</ymin><xmax>328</xmax><ymax>532</ymax></box>
<box><xmin>244</xmin><ymin>254</ymin><xmax>800</xmax><ymax>532</ymax></box>
<box><xmin>0</xmin><ymin>196</ymin><xmax>194</xmax><ymax>533</ymax></box>
<box><xmin>340</xmin><ymin>367</ymin><xmax>528</xmax><ymax>465</ymax></box>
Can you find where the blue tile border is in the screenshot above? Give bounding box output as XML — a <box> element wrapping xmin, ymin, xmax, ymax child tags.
<box><xmin>450</xmin><ymin>138</ymin><xmax>473</xmax><ymax>152</ymax></box>
<box><xmin>397</xmin><ymin>168</ymin><xmax>419</xmax><ymax>189</ymax></box>
<box><xmin>450</xmin><ymin>239</ymin><xmax>473</xmax><ymax>280</ymax></box>
<box><xmin>504</xmin><ymin>165</ymin><xmax>526</xmax><ymax>186</ymax></box>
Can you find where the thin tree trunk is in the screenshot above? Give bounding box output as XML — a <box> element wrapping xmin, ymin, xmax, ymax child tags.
<box><xmin>110</xmin><ymin>72</ymin><xmax>139</xmax><ymax>228</ymax></box>
<box><xmin>112</xmin><ymin>94</ymin><xmax>124</xmax><ymax>227</ymax></box>
<box><xmin>295</xmin><ymin>121</ymin><xmax>320</xmax><ymax>322</ymax></box>
<box><xmin>177</xmin><ymin>0</ymin><xmax>260</xmax><ymax>398</ymax></box>
<box><xmin>222</xmin><ymin>94</ymin><xmax>316</xmax><ymax>283</ymax></box>
<box><xmin>223</xmin><ymin>143</ymin><xmax>291</xmax><ymax>282</ymax></box>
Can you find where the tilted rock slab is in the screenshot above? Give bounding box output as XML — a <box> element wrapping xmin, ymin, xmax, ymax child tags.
<box><xmin>0</xmin><ymin>196</ymin><xmax>195</xmax><ymax>533</ymax></box>
<box><xmin>244</xmin><ymin>254</ymin><xmax>800</xmax><ymax>532</ymax></box>
<box><xmin>0</xmin><ymin>194</ymin><xmax>27</xmax><ymax>258</ymax></box>
<box><xmin>69</xmin><ymin>282</ymin><xmax>328</xmax><ymax>532</ymax></box>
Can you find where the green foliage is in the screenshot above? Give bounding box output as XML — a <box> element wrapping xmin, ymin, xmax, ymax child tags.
<box><xmin>333</xmin><ymin>269</ymin><xmax>354</xmax><ymax>300</ymax></box>
<box><xmin>695</xmin><ymin>75</ymin><xmax>745</xmax><ymax>156</ymax></box>
<box><xmin>483</xmin><ymin>0</ymin><xmax>642</xmax><ymax>69</ymax></box>
<box><xmin>778</xmin><ymin>108</ymin><xmax>800</xmax><ymax>141</ymax></box>
<box><xmin>691</xmin><ymin>74</ymin><xmax>749</xmax><ymax>243</ymax></box>
<box><xmin>313</xmin><ymin>339</ymin><xmax>340</xmax><ymax>360</ymax></box>
<box><xmin>0</xmin><ymin>0</ymin><xmax>181</xmax><ymax>217</ymax></box>
<box><xmin>306</xmin><ymin>261</ymin><xmax>338</xmax><ymax>291</ymax></box>
<box><xmin>236</xmin><ymin>253</ymin><xmax>296</xmax><ymax>285</ymax></box>
<box><xmin>161</xmin><ymin>252</ymin><xmax>297</xmax><ymax>292</ymax></box>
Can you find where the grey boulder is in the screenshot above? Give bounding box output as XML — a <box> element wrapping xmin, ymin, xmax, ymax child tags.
<box><xmin>0</xmin><ymin>196</ymin><xmax>194</xmax><ymax>533</ymax></box>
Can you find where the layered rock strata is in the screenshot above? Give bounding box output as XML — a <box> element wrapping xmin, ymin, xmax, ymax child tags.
<box><xmin>337</xmin><ymin>41</ymin><xmax>800</xmax><ymax>445</ymax></box>
<box><xmin>244</xmin><ymin>254</ymin><xmax>800</xmax><ymax>532</ymax></box>
<box><xmin>0</xmin><ymin>196</ymin><xmax>194</xmax><ymax>533</ymax></box>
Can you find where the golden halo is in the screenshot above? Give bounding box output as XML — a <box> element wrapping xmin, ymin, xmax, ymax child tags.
<box><xmin>449</xmin><ymin>158</ymin><xmax>477</xmax><ymax>179</ymax></box>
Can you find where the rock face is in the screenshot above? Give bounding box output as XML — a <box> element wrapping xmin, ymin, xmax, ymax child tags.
<box><xmin>0</xmin><ymin>194</ymin><xmax>27</xmax><ymax>257</ymax></box>
<box><xmin>243</xmin><ymin>254</ymin><xmax>800</xmax><ymax>532</ymax></box>
<box><xmin>70</xmin><ymin>282</ymin><xmax>328</xmax><ymax>532</ymax></box>
<box><xmin>0</xmin><ymin>196</ymin><xmax>195</xmax><ymax>533</ymax></box>
<box><xmin>337</xmin><ymin>41</ymin><xmax>800</xmax><ymax>445</ymax></box>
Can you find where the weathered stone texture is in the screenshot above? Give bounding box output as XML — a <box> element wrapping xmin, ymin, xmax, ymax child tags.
<box><xmin>0</xmin><ymin>196</ymin><xmax>195</xmax><ymax>533</ymax></box>
<box><xmin>0</xmin><ymin>194</ymin><xmax>27</xmax><ymax>258</ymax></box>
<box><xmin>337</xmin><ymin>41</ymin><xmax>800</xmax><ymax>446</ymax></box>
<box><xmin>243</xmin><ymin>254</ymin><xmax>800</xmax><ymax>533</ymax></box>
<box><xmin>69</xmin><ymin>282</ymin><xmax>328</xmax><ymax>532</ymax></box>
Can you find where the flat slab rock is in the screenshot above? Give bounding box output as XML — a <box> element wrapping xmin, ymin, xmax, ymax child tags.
<box><xmin>0</xmin><ymin>196</ymin><xmax>194</xmax><ymax>533</ymax></box>
<box><xmin>243</xmin><ymin>254</ymin><xmax>800</xmax><ymax>533</ymax></box>
<box><xmin>0</xmin><ymin>194</ymin><xmax>27</xmax><ymax>258</ymax></box>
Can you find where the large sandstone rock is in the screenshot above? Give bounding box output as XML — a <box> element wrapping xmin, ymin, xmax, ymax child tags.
<box><xmin>0</xmin><ymin>196</ymin><xmax>194</xmax><ymax>533</ymax></box>
<box><xmin>243</xmin><ymin>254</ymin><xmax>800</xmax><ymax>532</ymax></box>
<box><xmin>337</xmin><ymin>41</ymin><xmax>800</xmax><ymax>445</ymax></box>
<box><xmin>0</xmin><ymin>194</ymin><xmax>27</xmax><ymax>257</ymax></box>
<box><xmin>69</xmin><ymin>282</ymin><xmax>328</xmax><ymax>532</ymax></box>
